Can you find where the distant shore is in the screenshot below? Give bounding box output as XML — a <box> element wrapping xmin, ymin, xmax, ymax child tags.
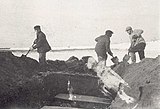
<box><xmin>0</xmin><ymin>40</ymin><xmax>159</xmax><ymax>52</ymax></box>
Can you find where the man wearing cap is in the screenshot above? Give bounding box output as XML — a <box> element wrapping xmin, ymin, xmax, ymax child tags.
<box><xmin>125</xmin><ymin>26</ymin><xmax>146</xmax><ymax>63</ymax></box>
<box><xmin>95</xmin><ymin>30</ymin><xmax>114</xmax><ymax>66</ymax></box>
<box><xmin>31</xmin><ymin>25</ymin><xmax>51</xmax><ymax>69</ymax></box>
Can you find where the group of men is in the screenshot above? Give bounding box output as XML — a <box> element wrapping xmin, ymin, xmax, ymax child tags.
<box><xmin>31</xmin><ymin>25</ymin><xmax>146</xmax><ymax>70</ymax></box>
<box><xmin>95</xmin><ymin>26</ymin><xmax>146</xmax><ymax>65</ymax></box>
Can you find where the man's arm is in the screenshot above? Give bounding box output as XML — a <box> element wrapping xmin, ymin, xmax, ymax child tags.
<box><xmin>95</xmin><ymin>37</ymin><xmax>98</xmax><ymax>42</ymax></box>
<box><xmin>33</xmin><ymin>39</ymin><xmax>37</xmax><ymax>44</ymax></box>
<box><xmin>135</xmin><ymin>29</ymin><xmax>143</xmax><ymax>36</ymax></box>
<box><xmin>105</xmin><ymin>38</ymin><xmax>113</xmax><ymax>57</ymax></box>
<box><xmin>132</xmin><ymin>29</ymin><xmax>144</xmax><ymax>39</ymax></box>
<box><xmin>95</xmin><ymin>36</ymin><xmax>102</xmax><ymax>42</ymax></box>
<box><xmin>33</xmin><ymin>33</ymin><xmax>45</xmax><ymax>49</ymax></box>
<box><xmin>108</xmin><ymin>45</ymin><xmax>113</xmax><ymax>57</ymax></box>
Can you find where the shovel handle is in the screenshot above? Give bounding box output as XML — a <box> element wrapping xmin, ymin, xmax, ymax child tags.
<box><xmin>25</xmin><ymin>44</ymin><xmax>34</xmax><ymax>56</ymax></box>
<box><xmin>25</xmin><ymin>49</ymin><xmax>31</xmax><ymax>56</ymax></box>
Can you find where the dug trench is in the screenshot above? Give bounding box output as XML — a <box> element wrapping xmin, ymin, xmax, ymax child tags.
<box><xmin>0</xmin><ymin>51</ymin><xmax>110</xmax><ymax>109</ymax></box>
<box><xmin>0</xmin><ymin>51</ymin><xmax>160</xmax><ymax>109</ymax></box>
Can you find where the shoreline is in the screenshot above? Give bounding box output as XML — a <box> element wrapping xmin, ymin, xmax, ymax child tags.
<box><xmin>0</xmin><ymin>40</ymin><xmax>159</xmax><ymax>52</ymax></box>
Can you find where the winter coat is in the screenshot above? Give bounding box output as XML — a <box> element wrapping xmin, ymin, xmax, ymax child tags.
<box><xmin>130</xmin><ymin>29</ymin><xmax>146</xmax><ymax>48</ymax></box>
<box><xmin>95</xmin><ymin>35</ymin><xmax>112</xmax><ymax>59</ymax></box>
<box><xmin>33</xmin><ymin>31</ymin><xmax>51</xmax><ymax>53</ymax></box>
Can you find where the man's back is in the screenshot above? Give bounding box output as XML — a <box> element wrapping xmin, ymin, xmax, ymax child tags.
<box><xmin>95</xmin><ymin>35</ymin><xmax>110</xmax><ymax>52</ymax></box>
<box><xmin>130</xmin><ymin>29</ymin><xmax>145</xmax><ymax>47</ymax></box>
<box><xmin>35</xmin><ymin>31</ymin><xmax>51</xmax><ymax>53</ymax></box>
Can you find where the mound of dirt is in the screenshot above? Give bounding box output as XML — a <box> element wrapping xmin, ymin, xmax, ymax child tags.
<box><xmin>0</xmin><ymin>51</ymin><xmax>106</xmax><ymax>109</ymax></box>
<box><xmin>0</xmin><ymin>51</ymin><xmax>40</xmax><ymax>107</ymax></box>
<box><xmin>1</xmin><ymin>51</ymin><xmax>159</xmax><ymax>109</ymax></box>
<box><xmin>47</xmin><ymin>56</ymin><xmax>96</xmax><ymax>75</ymax></box>
<box><xmin>111</xmin><ymin>55</ymin><xmax>160</xmax><ymax>109</ymax></box>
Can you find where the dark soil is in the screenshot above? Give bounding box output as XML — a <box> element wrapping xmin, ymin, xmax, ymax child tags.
<box><xmin>111</xmin><ymin>55</ymin><xmax>160</xmax><ymax>109</ymax></box>
<box><xmin>1</xmin><ymin>51</ymin><xmax>159</xmax><ymax>109</ymax></box>
<box><xmin>0</xmin><ymin>52</ymin><xmax>109</xmax><ymax>109</ymax></box>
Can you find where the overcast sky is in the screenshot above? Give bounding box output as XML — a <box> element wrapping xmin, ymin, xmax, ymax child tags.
<box><xmin>0</xmin><ymin>0</ymin><xmax>159</xmax><ymax>48</ymax></box>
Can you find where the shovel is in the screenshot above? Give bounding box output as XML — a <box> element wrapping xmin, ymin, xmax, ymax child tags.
<box><xmin>21</xmin><ymin>48</ymin><xmax>31</xmax><ymax>58</ymax></box>
<box><xmin>21</xmin><ymin>44</ymin><xmax>34</xmax><ymax>57</ymax></box>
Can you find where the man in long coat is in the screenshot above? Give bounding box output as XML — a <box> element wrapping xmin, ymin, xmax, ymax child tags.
<box><xmin>32</xmin><ymin>25</ymin><xmax>51</xmax><ymax>68</ymax></box>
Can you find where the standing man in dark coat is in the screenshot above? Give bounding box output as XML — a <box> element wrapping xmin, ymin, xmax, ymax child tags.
<box><xmin>32</xmin><ymin>25</ymin><xmax>51</xmax><ymax>69</ymax></box>
<box><xmin>95</xmin><ymin>30</ymin><xmax>114</xmax><ymax>66</ymax></box>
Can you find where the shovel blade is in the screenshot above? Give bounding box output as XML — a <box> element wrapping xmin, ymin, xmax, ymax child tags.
<box><xmin>21</xmin><ymin>54</ymin><xmax>26</xmax><ymax>58</ymax></box>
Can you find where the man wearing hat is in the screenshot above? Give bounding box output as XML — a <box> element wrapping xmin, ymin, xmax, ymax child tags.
<box><xmin>31</xmin><ymin>25</ymin><xmax>51</xmax><ymax>70</ymax></box>
<box><xmin>95</xmin><ymin>30</ymin><xmax>114</xmax><ymax>66</ymax></box>
<box><xmin>125</xmin><ymin>26</ymin><xmax>146</xmax><ymax>63</ymax></box>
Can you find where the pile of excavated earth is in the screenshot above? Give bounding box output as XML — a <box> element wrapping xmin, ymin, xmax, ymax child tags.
<box><xmin>0</xmin><ymin>51</ymin><xmax>104</xmax><ymax>109</ymax></box>
<box><xmin>0</xmin><ymin>51</ymin><xmax>159</xmax><ymax>109</ymax></box>
<box><xmin>111</xmin><ymin>55</ymin><xmax>160</xmax><ymax>109</ymax></box>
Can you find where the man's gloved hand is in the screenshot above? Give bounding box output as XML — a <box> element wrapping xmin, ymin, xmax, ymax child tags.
<box><xmin>32</xmin><ymin>44</ymin><xmax>37</xmax><ymax>49</ymax></box>
<box><xmin>30</xmin><ymin>44</ymin><xmax>36</xmax><ymax>50</ymax></box>
<box><xmin>29</xmin><ymin>46</ymin><xmax>34</xmax><ymax>50</ymax></box>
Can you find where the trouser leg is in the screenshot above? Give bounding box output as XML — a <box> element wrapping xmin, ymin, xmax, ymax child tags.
<box><xmin>129</xmin><ymin>52</ymin><xmax>136</xmax><ymax>63</ymax></box>
<box><xmin>138</xmin><ymin>50</ymin><xmax>145</xmax><ymax>60</ymax></box>
<box><xmin>129</xmin><ymin>43</ymin><xmax>146</xmax><ymax>53</ymax></box>
<box><xmin>39</xmin><ymin>52</ymin><xmax>46</xmax><ymax>66</ymax></box>
<box><xmin>98</xmin><ymin>56</ymin><xmax>107</xmax><ymax>66</ymax></box>
<box><xmin>129</xmin><ymin>43</ymin><xmax>146</xmax><ymax>62</ymax></box>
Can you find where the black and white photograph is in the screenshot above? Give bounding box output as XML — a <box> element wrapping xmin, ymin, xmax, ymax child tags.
<box><xmin>0</xmin><ymin>0</ymin><xmax>159</xmax><ymax>109</ymax></box>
